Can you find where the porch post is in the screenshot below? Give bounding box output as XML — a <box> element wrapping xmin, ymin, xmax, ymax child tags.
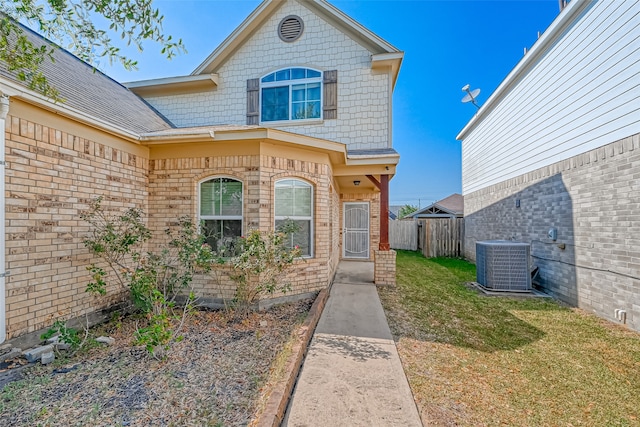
<box><xmin>379</xmin><ymin>174</ymin><xmax>390</xmax><ymax>250</ymax></box>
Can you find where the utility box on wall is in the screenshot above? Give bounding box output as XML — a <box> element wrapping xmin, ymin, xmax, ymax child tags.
<box><xmin>476</xmin><ymin>241</ymin><xmax>531</xmax><ymax>292</ymax></box>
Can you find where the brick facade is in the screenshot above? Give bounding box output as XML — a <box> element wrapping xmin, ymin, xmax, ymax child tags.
<box><xmin>0</xmin><ymin>0</ymin><xmax>400</xmax><ymax>343</ymax></box>
<box><xmin>5</xmin><ymin>112</ymin><xmax>148</xmax><ymax>339</ymax></box>
<box><xmin>465</xmin><ymin>133</ymin><xmax>640</xmax><ymax>331</ymax></box>
<box><xmin>147</xmin><ymin>147</ymin><xmax>338</xmax><ymax>302</ymax></box>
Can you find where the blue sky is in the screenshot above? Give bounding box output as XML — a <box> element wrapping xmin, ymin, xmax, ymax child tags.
<box><xmin>101</xmin><ymin>0</ymin><xmax>561</xmax><ymax>208</ymax></box>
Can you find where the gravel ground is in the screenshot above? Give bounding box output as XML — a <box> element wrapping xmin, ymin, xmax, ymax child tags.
<box><xmin>0</xmin><ymin>299</ymin><xmax>312</xmax><ymax>427</ymax></box>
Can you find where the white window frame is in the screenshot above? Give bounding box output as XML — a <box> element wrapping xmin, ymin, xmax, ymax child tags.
<box><xmin>274</xmin><ymin>178</ymin><xmax>314</xmax><ymax>258</ymax></box>
<box><xmin>198</xmin><ymin>176</ymin><xmax>244</xmax><ymax>251</ymax></box>
<box><xmin>260</xmin><ymin>67</ymin><xmax>323</xmax><ymax>124</ymax></box>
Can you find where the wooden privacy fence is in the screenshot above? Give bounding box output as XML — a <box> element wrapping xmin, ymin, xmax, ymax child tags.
<box><xmin>420</xmin><ymin>218</ymin><xmax>464</xmax><ymax>258</ymax></box>
<box><xmin>390</xmin><ymin>218</ymin><xmax>464</xmax><ymax>257</ymax></box>
<box><xmin>389</xmin><ymin>220</ymin><xmax>418</xmax><ymax>250</ymax></box>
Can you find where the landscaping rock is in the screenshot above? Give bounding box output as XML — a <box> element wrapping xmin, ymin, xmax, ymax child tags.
<box><xmin>54</xmin><ymin>342</ymin><xmax>71</xmax><ymax>352</ymax></box>
<box><xmin>23</xmin><ymin>344</ymin><xmax>54</xmax><ymax>363</ymax></box>
<box><xmin>1</xmin><ymin>348</ymin><xmax>23</xmax><ymax>362</ymax></box>
<box><xmin>96</xmin><ymin>336</ymin><xmax>115</xmax><ymax>346</ymax></box>
<box><xmin>260</xmin><ymin>321</ymin><xmax>268</xmax><ymax>327</ymax></box>
<box><xmin>46</xmin><ymin>336</ymin><xmax>60</xmax><ymax>344</ymax></box>
<box><xmin>41</xmin><ymin>351</ymin><xmax>55</xmax><ymax>365</ymax></box>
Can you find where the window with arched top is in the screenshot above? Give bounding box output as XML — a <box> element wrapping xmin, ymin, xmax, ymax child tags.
<box><xmin>275</xmin><ymin>179</ymin><xmax>313</xmax><ymax>257</ymax></box>
<box><xmin>199</xmin><ymin>177</ymin><xmax>243</xmax><ymax>254</ymax></box>
<box><xmin>261</xmin><ymin>68</ymin><xmax>322</xmax><ymax>122</ymax></box>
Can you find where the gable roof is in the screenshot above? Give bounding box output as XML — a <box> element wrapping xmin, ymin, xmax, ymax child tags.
<box><xmin>191</xmin><ymin>0</ymin><xmax>403</xmax><ymax>84</ymax></box>
<box><xmin>0</xmin><ymin>22</ymin><xmax>174</xmax><ymax>135</ymax></box>
<box><xmin>409</xmin><ymin>193</ymin><xmax>464</xmax><ymax>218</ymax></box>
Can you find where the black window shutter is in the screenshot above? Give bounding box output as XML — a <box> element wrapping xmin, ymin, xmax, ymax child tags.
<box><xmin>247</xmin><ymin>78</ymin><xmax>260</xmax><ymax>125</ymax></box>
<box><xmin>323</xmin><ymin>70</ymin><xmax>337</xmax><ymax>120</ymax></box>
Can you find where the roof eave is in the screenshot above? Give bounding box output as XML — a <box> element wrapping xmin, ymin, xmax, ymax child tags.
<box><xmin>305</xmin><ymin>0</ymin><xmax>401</xmax><ymax>54</ymax></box>
<box><xmin>456</xmin><ymin>0</ymin><xmax>592</xmax><ymax>141</ymax></box>
<box><xmin>371</xmin><ymin>52</ymin><xmax>404</xmax><ymax>89</ymax></box>
<box><xmin>192</xmin><ymin>0</ymin><xmax>282</xmax><ymax>75</ymax></box>
<box><xmin>0</xmin><ymin>80</ymin><xmax>142</xmax><ymax>143</ymax></box>
<box><xmin>124</xmin><ymin>74</ymin><xmax>219</xmax><ymax>96</ymax></box>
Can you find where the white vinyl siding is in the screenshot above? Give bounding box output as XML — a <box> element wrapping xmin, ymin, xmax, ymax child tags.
<box><xmin>461</xmin><ymin>0</ymin><xmax>640</xmax><ymax>194</ymax></box>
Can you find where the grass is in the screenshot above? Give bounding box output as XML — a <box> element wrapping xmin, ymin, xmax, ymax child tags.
<box><xmin>379</xmin><ymin>250</ymin><xmax>640</xmax><ymax>426</ymax></box>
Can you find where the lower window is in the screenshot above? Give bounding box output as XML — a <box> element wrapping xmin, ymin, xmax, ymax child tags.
<box><xmin>275</xmin><ymin>179</ymin><xmax>313</xmax><ymax>257</ymax></box>
<box><xmin>202</xmin><ymin>219</ymin><xmax>242</xmax><ymax>256</ymax></box>
<box><xmin>199</xmin><ymin>177</ymin><xmax>243</xmax><ymax>255</ymax></box>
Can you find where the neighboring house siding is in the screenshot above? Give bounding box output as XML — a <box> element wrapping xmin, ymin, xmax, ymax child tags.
<box><xmin>462</xmin><ymin>0</ymin><xmax>640</xmax><ymax>194</ymax></box>
<box><xmin>4</xmin><ymin>107</ymin><xmax>149</xmax><ymax>340</ymax></box>
<box><xmin>465</xmin><ymin>133</ymin><xmax>640</xmax><ymax>331</ymax></box>
<box><xmin>143</xmin><ymin>1</ymin><xmax>391</xmax><ymax>150</ymax></box>
<box><xmin>147</xmin><ymin>149</ymin><xmax>338</xmax><ymax>302</ymax></box>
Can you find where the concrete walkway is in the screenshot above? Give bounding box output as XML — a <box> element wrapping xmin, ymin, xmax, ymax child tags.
<box><xmin>283</xmin><ymin>261</ymin><xmax>422</xmax><ymax>426</ymax></box>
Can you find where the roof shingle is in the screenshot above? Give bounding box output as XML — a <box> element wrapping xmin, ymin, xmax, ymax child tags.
<box><xmin>0</xmin><ymin>23</ymin><xmax>173</xmax><ymax>134</ymax></box>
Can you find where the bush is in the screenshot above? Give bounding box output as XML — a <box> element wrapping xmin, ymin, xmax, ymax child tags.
<box><xmin>230</xmin><ymin>227</ymin><xmax>301</xmax><ymax>316</ymax></box>
<box><xmin>80</xmin><ymin>197</ymin><xmax>223</xmax><ymax>357</ymax></box>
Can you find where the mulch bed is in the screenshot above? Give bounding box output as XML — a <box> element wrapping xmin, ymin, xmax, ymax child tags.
<box><xmin>0</xmin><ymin>299</ymin><xmax>312</xmax><ymax>426</ymax></box>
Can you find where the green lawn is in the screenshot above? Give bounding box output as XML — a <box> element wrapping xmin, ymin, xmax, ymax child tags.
<box><xmin>379</xmin><ymin>250</ymin><xmax>640</xmax><ymax>426</ymax></box>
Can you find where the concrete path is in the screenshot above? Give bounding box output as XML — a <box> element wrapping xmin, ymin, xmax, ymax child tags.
<box><xmin>283</xmin><ymin>261</ymin><xmax>422</xmax><ymax>427</ymax></box>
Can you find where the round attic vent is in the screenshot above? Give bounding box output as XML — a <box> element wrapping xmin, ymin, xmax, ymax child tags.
<box><xmin>278</xmin><ymin>15</ymin><xmax>304</xmax><ymax>42</ymax></box>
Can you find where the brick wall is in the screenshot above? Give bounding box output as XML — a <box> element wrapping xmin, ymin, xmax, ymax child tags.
<box><xmin>147</xmin><ymin>151</ymin><xmax>337</xmax><ymax>302</ymax></box>
<box><xmin>465</xmin><ymin>133</ymin><xmax>640</xmax><ymax>331</ymax></box>
<box><xmin>374</xmin><ymin>249</ymin><xmax>396</xmax><ymax>286</ymax></box>
<box><xmin>5</xmin><ymin>114</ymin><xmax>148</xmax><ymax>339</ymax></box>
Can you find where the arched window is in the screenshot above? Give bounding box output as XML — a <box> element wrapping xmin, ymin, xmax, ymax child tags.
<box><xmin>261</xmin><ymin>68</ymin><xmax>322</xmax><ymax>122</ymax></box>
<box><xmin>275</xmin><ymin>179</ymin><xmax>313</xmax><ymax>257</ymax></box>
<box><xmin>199</xmin><ymin>177</ymin><xmax>243</xmax><ymax>254</ymax></box>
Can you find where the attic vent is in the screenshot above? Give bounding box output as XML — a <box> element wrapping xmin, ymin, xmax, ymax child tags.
<box><xmin>278</xmin><ymin>15</ymin><xmax>304</xmax><ymax>42</ymax></box>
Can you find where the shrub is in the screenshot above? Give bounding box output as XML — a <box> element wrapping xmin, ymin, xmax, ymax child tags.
<box><xmin>80</xmin><ymin>197</ymin><xmax>224</xmax><ymax>357</ymax></box>
<box><xmin>230</xmin><ymin>226</ymin><xmax>302</xmax><ymax>316</ymax></box>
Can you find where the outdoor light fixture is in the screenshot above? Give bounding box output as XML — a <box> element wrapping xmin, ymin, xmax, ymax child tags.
<box><xmin>353</xmin><ymin>180</ymin><xmax>360</xmax><ymax>186</ymax></box>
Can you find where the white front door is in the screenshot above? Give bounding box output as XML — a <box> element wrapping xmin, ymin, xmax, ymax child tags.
<box><xmin>343</xmin><ymin>202</ymin><xmax>370</xmax><ymax>259</ymax></box>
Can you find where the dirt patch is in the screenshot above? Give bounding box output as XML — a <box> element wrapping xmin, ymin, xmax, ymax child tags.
<box><xmin>0</xmin><ymin>299</ymin><xmax>312</xmax><ymax>426</ymax></box>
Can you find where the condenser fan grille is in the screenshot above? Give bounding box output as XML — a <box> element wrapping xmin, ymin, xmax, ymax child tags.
<box><xmin>476</xmin><ymin>241</ymin><xmax>531</xmax><ymax>292</ymax></box>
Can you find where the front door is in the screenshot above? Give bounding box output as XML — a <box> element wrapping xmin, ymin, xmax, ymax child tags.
<box><xmin>343</xmin><ymin>202</ymin><xmax>369</xmax><ymax>259</ymax></box>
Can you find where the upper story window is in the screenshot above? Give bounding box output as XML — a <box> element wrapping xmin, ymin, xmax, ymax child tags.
<box><xmin>199</xmin><ymin>177</ymin><xmax>243</xmax><ymax>255</ymax></box>
<box><xmin>261</xmin><ymin>68</ymin><xmax>322</xmax><ymax>122</ymax></box>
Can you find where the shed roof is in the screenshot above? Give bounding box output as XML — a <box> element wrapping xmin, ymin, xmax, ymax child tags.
<box><xmin>409</xmin><ymin>193</ymin><xmax>464</xmax><ymax>218</ymax></box>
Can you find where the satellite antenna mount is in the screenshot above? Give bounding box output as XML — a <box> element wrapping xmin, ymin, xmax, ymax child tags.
<box><xmin>461</xmin><ymin>84</ymin><xmax>481</xmax><ymax>109</ymax></box>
